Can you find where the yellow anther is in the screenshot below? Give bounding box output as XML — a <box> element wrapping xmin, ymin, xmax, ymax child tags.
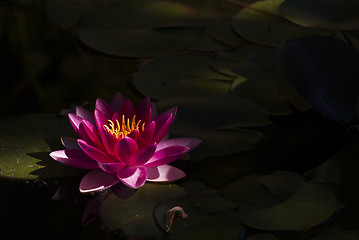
<box><xmin>104</xmin><ymin>115</ymin><xmax>145</xmax><ymax>139</ymax></box>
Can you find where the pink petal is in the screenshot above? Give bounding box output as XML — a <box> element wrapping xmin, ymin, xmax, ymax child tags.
<box><xmin>78</xmin><ymin>139</ymin><xmax>113</xmax><ymax>163</ymax></box>
<box><xmin>97</xmin><ymin>161</ymin><xmax>126</xmax><ymax>173</ymax></box>
<box><xmin>118</xmin><ymin>99</ymin><xmax>136</xmax><ymax>119</ymax></box>
<box><xmin>50</xmin><ymin>149</ymin><xmax>98</xmax><ymax>169</ymax></box>
<box><xmin>115</xmin><ymin>137</ymin><xmax>138</xmax><ymax>164</ymax></box>
<box><xmin>157</xmin><ymin>138</ymin><xmax>202</xmax><ymax>151</ymax></box>
<box><xmin>137</xmin><ymin>121</ymin><xmax>156</xmax><ymax>149</ymax></box>
<box><xmin>94</xmin><ymin>109</ymin><xmax>108</xmax><ymax>133</ymax></box>
<box><xmin>144</xmin><ymin>146</ymin><xmax>190</xmax><ymax>167</ymax></box>
<box><xmin>96</xmin><ymin>98</ymin><xmax>114</xmax><ymax>120</ymax></box>
<box><xmin>68</xmin><ymin>113</ymin><xmax>82</xmax><ymax>134</ymax></box>
<box><xmin>111</xmin><ymin>111</ymin><xmax>122</xmax><ymax>124</ymax></box>
<box><xmin>136</xmin><ymin>96</ymin><xmax>152</xmax><ymax>124</ymax></box>
<box><xmin>99</xmin><ymin>126</ymin><xmax>118</xmax><ymax>158</ymax></box>
<box><xmin>80</xmin><ymin>169</ymin><xmax>120</xmax><ymax>193</ymax></box>
<box><xmin>128</xmin><ymin>143</ymin><xmax>157</xmax><ymax>166</ymax></box>
<box><xmin>146</xmin><ymin>165</ymin><xmax>186</xmax><ymax>182</ymax></box>
<box><xmin>76</xmin><ymin>106</ymin><xmax>95</xmax><ymax>125</ymax></box>
<box><xmin>117</xmin><ymin>167</ymin><xmax>147</xmax><ymax>189</ymax></box>
<box><xmin>79</xmin><ymin>120</ymin><xmax>104</xmax><ymax>150</ymax></box>
<box><xmin>127</xmin><ymin>129</ymin><xmax>140</xmax><ymax>141</ymax></box>
<box><xmin>152</xmin><ymin>107</ymin><xmax>177</xmax><ymax>143</ymax></box>
<box><xmin>111</xmin><ymin>92</ymin><xmax>126</xmax><ymax>112</ymax></box>
<box><xmin>61</xmin><ymin>136</ymin><xmax>80</xmax><ymax>150</ymax></box>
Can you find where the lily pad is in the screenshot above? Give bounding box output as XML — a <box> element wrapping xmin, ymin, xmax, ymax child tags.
<box><xmin>186</xmin><ymin>8</ymin><xmax>243</xmax><ymax>51</ymax></box>
<box><xmin>210</xmin><ymin>45</ymin><xmax>310</xmax><ymax>111</ymax></box>
<box><xmin>0</xmin><ymin>115</ymin><xmax>80</xmax><ymax>180</ymax></box>
<box><xmin>276</xmin><ymin>36</ymin><xmax>359</xmax><ymax>123</ymax></box>
<box><xmin>154</xmin><ymin>190</ymin><xmax>243</xmax><ymax>240</ymax></box>
<box><xmin>279</xmin><ymin>0</ymin><xmax>359</xmax><ymax>30</ymax></box>
<box><xmin>157</xmin><ymin>93</ymin><xmax>271</xmax><ymax>129</ymax></box>
<box><xmin>305</xmin><ymin>144</ymin><xmax>359</xmax><ymax>228</ymax></box>
<box><xmin>231</xmin><ymin>76</ymin><xmax>292</xmax><ymax>115</ymax></box>
<box><xmin>172</xmin><ymin>125</ymin><xmax>263</xmax><ymax>158</ymax></box>
<box><xmin>223</xmin><ymin>171</ymin><xmax>337</xmax><ymax>231</ymax></box>
<box><xmin>43</xmin><ymin>0</ymin><xmax>120</xmax><ymax>26</ymax></box>
<box><xmin>157</xmin><ymin>93</ymin><xmax>269</xmax><ymax>157</ymax></box>
<box><xmin>133</xmin><ymin>53</ymin><xmax>232</xmax><ymax>100</ymax></box>
<box><xmin>78</xmin><ymin>0</ymin><xmax>203</xmax><ymax>57</ymax></box>
<box><xmin>232</xmin><ymin>0</ymin><xmax>333</xmax><ymax>47</ymax></box>
<box><xmin>99</xmin><ymin>183</ymin><xmax>186</xmax><ymax>238</ymax></box>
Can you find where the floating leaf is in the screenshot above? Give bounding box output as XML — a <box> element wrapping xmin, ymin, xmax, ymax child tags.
<box><xmin>210</xmin><ymin>45</ymin><xmax>310</xmax><ymax>111</ymax></box>
<box><xmin>78</xmin><ymin>0</ymin><xmax>203</xmax><ymax>57</ymax></box>
<box><xmin>279</xmin><ymin>0</ymin><xmax>359</xmax><ymax>30</ymax></box>
<box><xmin>223</xmin><ymin>171</ymin><xmax>337</xmax><ymax>231</ymax></box>
<box><xmin>154</xmin><ymin>190</ymin><xmax>242</xmax><ymax>240</ymax></box>
<box><xmin>0</xmin><ymin>115</ymin><xmax>80</xmax><ymax>180</ymax></box>
<box><xmin>99</xmin><ymin>183</ymin><xmax>186</xmax><ymax>238</ymax></box>
<box><xmin>43</xmin><ymin>0</ymin><xmax>119</xmax><ymax>26</ymax></box>
<box><xmin>231</xmin><ymin>76</ymin><xmax>292</xmax><ymax>115</ymax></box>
<box><xmin>157</xmin><ymin>93</ymin><xmax>271</xmax><ymax>129</ymax></box>
<box><xmin>133</xmin><ymin>53</ymin><xmax>232</xmax><ymax>100</ymax></box>
<box><xmin>232</xmin><ymin>0</ymin><xmax>333</xmax><ymax>47</ymax></box>
<box><xmin>276</xmin><ymin>36</ymin><xmax>359</xmax><ymax>123</ymax></box>
<box><xmin>157</xmin><ymin>93</ymin><xmax>269</xmax><ymax>157</ymax></box>
<box><xmin>306</xmin><ymin>144</ymin><xmax>359</xmax><ymax>228</ymax></box>
<box><xmin>186</xmin><ymin>8</ymin><xmax>243</xmax><ymax>51</ymax></box>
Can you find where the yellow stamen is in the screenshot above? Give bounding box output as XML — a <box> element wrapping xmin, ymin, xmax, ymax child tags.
<box><xmin>104</xmin><ymin>115</ymin><xmax>144</xmax><ymax>139</ymax></box>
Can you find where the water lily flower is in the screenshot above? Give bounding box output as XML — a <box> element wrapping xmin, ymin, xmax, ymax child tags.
<box><xmin>50</xmin><ymin>92</ymin><xmax>201</xmax><ymax>193</ymax></box>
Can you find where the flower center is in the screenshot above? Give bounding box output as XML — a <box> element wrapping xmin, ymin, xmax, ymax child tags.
<box><xmin>104</xmin><ymin>115</ymin><xmax>145</xmax><ymax>139</ymax></box>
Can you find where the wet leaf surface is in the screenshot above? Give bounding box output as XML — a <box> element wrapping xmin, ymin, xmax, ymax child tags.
<box><xmin>279</xmin><ymin>0</ymin><xmax>359</xmax><ymax>30</ymax></box>
<box><xmin>0</xmin><ymin>115</ymin><xmax>80</xmax><ymax>179</ymax></box>
<box><xmin>223</xmin><ymin>172</ymin><xmax>337</xmax><ymax>231</ymax></box>
<box><xmin>232</xmin><ymin>0</ymin><xmax>334</xmax><ymax>47</ymax></box>
<box><xmin>78</xmin><ymin>0</ymin><xmax>203</xmax><ymax>57</ymax></box>
<box><xmin>133</xmin><ymin>53</ymin><xmax>232</xmax><ymax>100</ymax></box>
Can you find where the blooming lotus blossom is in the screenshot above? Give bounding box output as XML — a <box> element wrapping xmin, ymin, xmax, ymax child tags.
<box><xmin>50</xmin><ymin>92</ymin><xmax>201</xmax><ymax>193</ymax></box>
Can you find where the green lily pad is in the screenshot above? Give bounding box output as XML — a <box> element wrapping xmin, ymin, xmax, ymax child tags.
<box><xmin>157</xmin><ymin>93</ymin><xmax>269</xmax><ymax>157</ymax></box>
<box><xmin>154</xmin><ymin>190</ymin><xmax>243</xmax><ymax>240</ymax></box>
<box><xmin>157</xmin><ymin>93</ymin><xmax>271</xmax><ymax>129</ymax></box>
<box><xmin>133</xmin><ymin>53</ymin><xmax>232</xmax><ymax>100</ymax></box>
<box><xmin>78</xmin><ymin>0</ymin><xmax>203</xmax><ymax>57</ymax></box>
<box><xmin>231</xmin><ymin>76</ymin><xmax>292</xmax><ymax>115</ymax></box>
<box><xmin>210</xmin><ymin>45</ymin><xmax>311</xmax><ymax>111</ymax></box>
<box><xmin>305</xmin><ymin>144</ymin><xmax>359</xmax><ymax>228</ymax></box>
<box><xmin>232</xmin><ymin>0</ymin><xmax>333</xmax><ymax>47</ymax></box>
<box><xmin>99</xmin><ymin>183</ymin><xmax>186</xmax><ymax>238</ymax></box>
<box><xmin>43</xmin><ymin>0</ymin><xmax>120</xmax><ymax>26</ymax></box>
<box><xmin>186</xmin><ymin>8</ymin><xmax>243</xmax><ymax>51</ymax></box>
<box><xmin>0</xmin><ymin>115</ymin><xmax>80</xmax><ymax>180</ymax></box>
<box><xmin>172</xmin><ymin>125</ymin><xmax>263</xmax><ymax>158</ymax></box>
<box><xmin>279</xmin><ymin>0</ymin><xmax>359</xmax><ymax>30</ymax></box>
<box><xmin>223</xmin><ymin>171</ymin><xmax>337</xmax><ymax>231</ymax></box>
